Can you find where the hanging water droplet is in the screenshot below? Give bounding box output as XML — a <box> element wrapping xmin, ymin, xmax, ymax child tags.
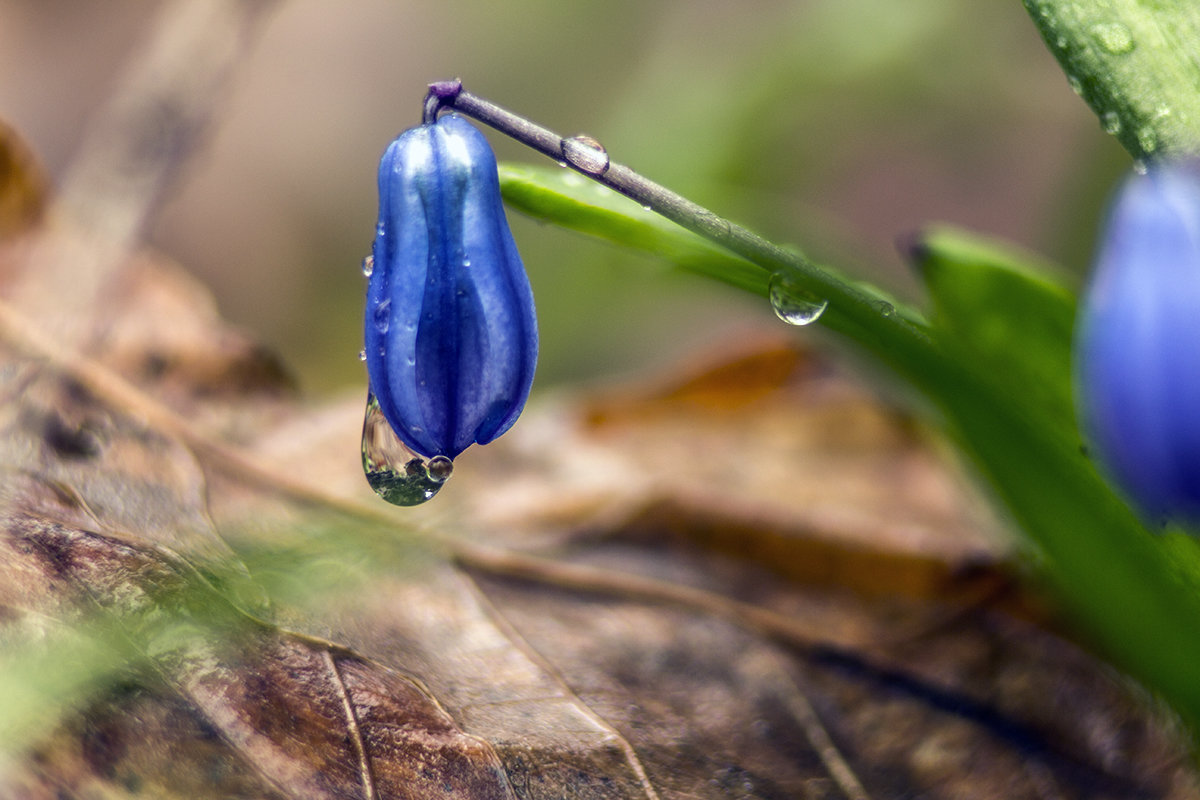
<box><xmin>1091</xmin><ymin>22</ymin><xmax>1134</xmax><ymax>54</ymax></box>
<box><xmin>373</xmin><ymin>298</ymin><xmax>391</xmax><ymax>334</ymax></box>
<box><xmin>358</xmin><ymin>348</ymin><xmax>367</xmax><ymax>361</ymax></box>
<box><xmin>427</xmin><ymin>455</ymin><xmax>453</xmax><ymax>482</ymax></box>
<box><xmin>768</xmin><ymin>272</ymin><xmax>828</xmax><ymax>326</ymax></box>
<box><xmin>361</xmin><ymin>254</ymin><xmax>374</xmax><ymax>277</ymax></box>
<box><xmin>1101</xmin><ymin>111</ymin><xmax>1122</xmax><ymax>135</ymax></box>
<box><xmin>1067</xmin><ymin>75</ymin><xmax>1083</xmax><ymax>95</ymax></box>
<box><xmin>361</xmin><ymin>393</ymin><xmax>453</xmax><ymax>506</ymax></box>
<box><xmin>561</xmin><ymin>135</ymin><xmax>610</xmax><ymax>175</ymax></box>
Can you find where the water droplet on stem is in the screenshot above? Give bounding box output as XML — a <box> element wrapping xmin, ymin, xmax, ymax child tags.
<box><xmin>561</xmin><ymin>135</ymin><xmax>610</xmax><ymax>175</ymax></box>
<box><xmin>768</xmin><ymin>272</ymin><xmax>828</xmax><ymax>326</ymax></box>
<box><xmin>361</xmin><ymin>254</ymin><xmax>374</xmax><ymax>277</ymax></box>
<box><xmin>361</xmin><ymin>393</ymin><xmax>453</xmax><ymax>505</ymax></box>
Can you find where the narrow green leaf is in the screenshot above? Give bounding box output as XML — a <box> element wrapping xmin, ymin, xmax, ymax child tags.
<box><xmin>1023</xmin><ymin>0</ymin><xmax>1200</xmax><ymax>160</ymax></box>
<box><xmin>932</xmin><ymin>360</ymin><xmax>1200</xmax><ymax>736</ymax></box>
<box><xmin>911</xmin><ymin>225</ymin><xmax>1079</xmax><ymax>431</ymax></box>
<box><xmin>0</xmin><ymin>625</ymin><xmax>132</xmax><ymax>753</ymax></box>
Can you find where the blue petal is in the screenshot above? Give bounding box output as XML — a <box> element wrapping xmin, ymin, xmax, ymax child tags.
<box><xmin>1076</xmin><ymin>164</ymin><xmax>1200</xmax><ymax>521</ymax></box>
<box><xmin>364</xmin><ymin>114</ymin><xmax>537</xmax><ymax>459</ymax></box>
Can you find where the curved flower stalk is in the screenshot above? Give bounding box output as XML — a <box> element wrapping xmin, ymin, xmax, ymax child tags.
<box><xmin>1076</xmin><ymin>163</ymin><xmax>1200</xmax><ymax>523</ymax></box>
<box><xmin>362</xmin><ymin>113</ymin><xmax>537</xmax><ymax>505</ymax></box>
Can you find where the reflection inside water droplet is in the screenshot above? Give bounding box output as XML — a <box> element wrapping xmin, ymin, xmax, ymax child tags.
<box><xmin>561</xmin><ymin>135</ymin><xmax>609</xmax><ymax>175</ymax></box>
<box><xmin>768</xmin><ymin>271</ymin><xmax>828</xmax><ymax>326</ymax></box>
<box><xmin>361</xmin><ymin>393</ymin><xmax>453</xmax><ymax>506</ymax></box>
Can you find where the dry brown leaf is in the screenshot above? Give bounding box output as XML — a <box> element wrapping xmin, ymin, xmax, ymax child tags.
<box><xmin>0</xmin><ymin>234</ymin><xmax>1195</xmax><ymax>797</ymax></box>
<box><xmin>0</xmin><ymin>8</ymin><xmax>1197</xmax><ymax>794</ymax></box>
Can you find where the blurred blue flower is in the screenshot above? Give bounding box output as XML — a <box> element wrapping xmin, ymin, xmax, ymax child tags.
<box><xmin>364</xmin><ymin>114</ymin><xmax>537</xmax><ymax>460</ymax></box>
<box><xmin>1076</xmin><ymin>163</ymin><xmax>1200</xmax><ymax>522</ymax></box>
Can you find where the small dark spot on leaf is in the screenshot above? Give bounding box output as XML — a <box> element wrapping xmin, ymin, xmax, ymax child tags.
<box><xmin>62</xmin><ymin>378</ymin><xmax>95</xmax><ymax>405</ymax></box>
<box><xmin>142</xmin><ymin>352</ymin><xmax>170</xmax><ymax>379</ymax></box>
<box><xmin>42</xmin><ymin>413</ymin><xmax>102</xmax><ymax>460</ymax></box>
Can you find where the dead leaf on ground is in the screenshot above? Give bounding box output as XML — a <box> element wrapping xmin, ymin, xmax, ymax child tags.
<box><xmin>0</xmin><ymin>225</ymin><xmax>1196</xmax><ymax>797</ymax></box>
<box><xmin>0</xmin><ymin>15</ymin><xmax>1198</xmax><ymax>797</ymax></box>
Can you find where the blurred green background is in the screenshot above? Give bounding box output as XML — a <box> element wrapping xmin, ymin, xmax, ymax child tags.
<box><xmin>0</xmin><ymin>0</ymin><xmax>1127</xmax><ymax>396</ymax></box>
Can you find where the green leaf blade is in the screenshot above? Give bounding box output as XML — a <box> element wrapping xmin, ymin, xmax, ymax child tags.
<box><xmin>911</xmin><ymin>225</ymin><xmax>1080</xmax><ymax>433</ymax></box>
<box><xmin>1023</xmin><ymin>0</ymin><xmax>1200</xmax><ymax>160</ymax></box>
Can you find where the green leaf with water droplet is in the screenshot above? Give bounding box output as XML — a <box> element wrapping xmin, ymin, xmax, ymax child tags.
<box><xmin>911</xmin><ymin>225</ymin><xmax>1079</xmax><ymax>431</ymax></box>
<box><xmin>1023</xmin><ymin>0</ymin><xmax>1200</xmax><ymax>160</ymax></box>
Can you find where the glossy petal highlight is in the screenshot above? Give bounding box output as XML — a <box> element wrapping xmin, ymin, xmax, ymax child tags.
<box><xmin>364</xmin><ymin>114</ymin><xmax>537</xmax><ymax>460</ymax></box>
<box><xmin>1076</xmin><ymin>164</ymin><xmax>1200</xmax><ymax>522</ymax></box>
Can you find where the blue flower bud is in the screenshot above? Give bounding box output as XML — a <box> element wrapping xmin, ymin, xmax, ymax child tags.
<box><xmin>1076</xmin><ymin>163</ymin><xmax>1200</xmax><ymax>522</ymax></box>
<box><xmin>364</xmin><ymin>114</ymin><xmax>537</xmax><ymax>460</ymax></box>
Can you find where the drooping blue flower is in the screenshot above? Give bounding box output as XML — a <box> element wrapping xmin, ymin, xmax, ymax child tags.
<box><xmin>364</xmin><ymin>113</ymin><xmax>537</xmax><ymax>460</ymax></box>
<box><xmin>1076</xmin><ymin>162</ymin><xmax>1200</xmax><ymax>522</ymax></box>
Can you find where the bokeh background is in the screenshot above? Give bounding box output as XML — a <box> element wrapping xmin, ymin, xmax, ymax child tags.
<box><xmin>0</xmin><ymin>0</ymin><xmax>1127</xmax><ymax>396</ymax></box>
